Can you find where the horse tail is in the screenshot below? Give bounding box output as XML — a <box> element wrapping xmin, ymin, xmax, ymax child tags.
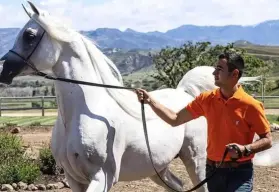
<box><xmin>176</xmin><ymin>65</ymin><xmax>260</xmax><ymax>98</ymax></box>
<box><xmin>253</xmin><ymin>141</ymin><xmax>279</xmax><ymax>166</ymax></box>
<box><xmin>176</xmin><ymin>66</ymin><xmax>217</xmax><ymax>98</ymax></box>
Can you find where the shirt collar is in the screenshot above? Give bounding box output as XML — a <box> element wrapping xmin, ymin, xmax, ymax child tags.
<box><xmin>214</xmin><ymin>84</ymin><xmax>244</xmax><ymax>100</ymax></box>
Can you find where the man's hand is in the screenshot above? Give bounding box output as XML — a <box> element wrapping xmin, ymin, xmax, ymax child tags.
<box><xmin>226</xmin><ymin>143</ymin><xmax>245</xmax><ymax>160</ymax></box>
<box><xmin>135</xmin><ymin>88</ymin><xmax>152</xmax><ymax>104</ymax></box>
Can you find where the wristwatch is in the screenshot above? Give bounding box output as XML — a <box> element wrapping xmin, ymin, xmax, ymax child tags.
<box><xmin>243</xmin><ymin>145</ymin><xmax>252</xmax><ymax>157</ymax></box>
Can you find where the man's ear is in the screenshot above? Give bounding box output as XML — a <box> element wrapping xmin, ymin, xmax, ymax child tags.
<box><xmin>232</xmin><ymin>69</ymin><xmax>240</xmax><ymax>79</ymax></box>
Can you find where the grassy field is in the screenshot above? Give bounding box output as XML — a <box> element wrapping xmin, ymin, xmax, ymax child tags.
<box><xmin>238</xmin><ymin>44</ymin><xmax>279</xmax><ymax>55</ymax></box>
<box><xmin>0</xmin><ymin>116</ymin><xmax>57</xmax><ymax>127</ymax></box>
<box><xmin>256</xmin><ymin>97</ymin><xmax>279</xmax><ymax>108</ymax></box>
<box><xmin>266</xmin><ymin>114</ymin><xmax>279</xmax><ymax>124</ymax></box>
<box><xmin>0</xmin><ymin>114</ymin><xmax>277</xmax><ymax>128</ymax></box>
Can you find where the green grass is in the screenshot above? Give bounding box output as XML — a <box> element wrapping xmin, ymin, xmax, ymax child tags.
<box><xmin>123</xmin><ymin>65</ymin><xmax>156</xmax><ymax>81</ymax></box>
<box><xmin>255</xmin><ymin>97</ymin><xmax>279</xmax><ymax>109</ymax></box>
<box><xmin>0</xmin><ymin>115</ymin><xmax>277</xmax><ymax>128</ymax></box>
<box><xmin>1</xmin><ymin>102</ymin><xmax>30</xmax><ymax>108</ymax></box>
<box><xmin>268</xmin><ymin>89</ymin><xmax>279</xmax><ymax>96</ymax></box>
<box><xmin>237</xmin><ymin>44</ymin><xmax>279</xmax><ymax>55</ymax></box>
<box><xmin>0</xmin><ymin>116</ymin><xmax>57</xmax><ymax>127</ymax></box>
<box><xmin>0</xmin><ymin>100</ymin><xmax>57</xmax><ymax>110</ymax></box>
<box><xmin>267</xmin><ymin>114</ymin><xmax>279</xmax><ymax>124</ymax></box>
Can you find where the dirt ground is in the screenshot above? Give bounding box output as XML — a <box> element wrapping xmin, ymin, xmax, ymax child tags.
<box><xmin>0</xmin><ymin>108</ymin><xmax>278</xmax><ymax>117</ymax></box>
<box><xmin>14</xmin><ymin>127</ymin><xmax>279</xmax><ymax>192</ymax></box>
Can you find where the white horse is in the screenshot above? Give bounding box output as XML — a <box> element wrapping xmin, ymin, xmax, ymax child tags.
<box><xmin>0</xmin><ymin>2</ymin><xmax>278</xmax><ymax>192</ymax></box>
<box><xmin>0</xmin><ymin>2</ymin><xmax>212</xmax><ymax>192</ymax></box>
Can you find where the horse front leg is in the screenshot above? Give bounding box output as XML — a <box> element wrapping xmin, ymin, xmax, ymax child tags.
<box><xmin>86</xmin><ymin>168</ymin><xmax>115</xmax><ymax>192</ymax></box>
<box><xmin>64</xmin><ymin>171</ymin><xmax>88</xmax><ymax>192</ymax></box>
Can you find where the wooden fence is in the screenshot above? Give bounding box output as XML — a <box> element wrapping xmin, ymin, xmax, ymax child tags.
<box><xmin>0</xmin><ymin>96</ymin><xmax>57</xmax><ymax>116</ymax></box>
<box><xmin>254</xmin><ymin>95</ymin><xmax>279</xmax><ymax>109</ymax></box>
<box><xmin>0</xmin><ymin>95</ymin><xmax>278</xmax><ymax>116</ymax></box>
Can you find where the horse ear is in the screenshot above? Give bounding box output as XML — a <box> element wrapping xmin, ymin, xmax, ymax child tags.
<box><xmin>22</xmin><ymin>4</ymin><xmax>32</xmax><ymax>18</ymax></box>
<box><xmin>27</xmin><ymin>1</ymin><xmax>40</xmax><ymax>16</ymax></box>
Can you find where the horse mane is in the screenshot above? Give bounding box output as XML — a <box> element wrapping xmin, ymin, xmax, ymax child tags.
<box><xmin>30</xmin><ymin>10</ymin><xmax>124</xmax><ymax>84</ymax></box>
<box><xmin>81</xmin><ymin>37</ymin><xmax>158</xmax><ymax>120</ymax></box>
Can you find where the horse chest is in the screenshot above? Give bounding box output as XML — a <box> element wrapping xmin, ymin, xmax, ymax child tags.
<box><xmin>69</xmin><ymin>119</ymin><xmax>120</xmax><ymax>161</ymax></box>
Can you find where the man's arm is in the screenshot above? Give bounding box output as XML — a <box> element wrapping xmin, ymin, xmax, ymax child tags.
<box><xmin>148</xmin><ymin>98</ymin><xmax>194</xmax><ymax>127</ymax></box>
<box><xmin>243</xmin><ymin>102</ymin><xmax>273</xmax><ymax>156</ymax></box>
<box><xmin>135</xmin><ymin>88</ymin><xmax>198</xmax><ymax>127</ymax></box>
<box><xmin>246</xmin><ymin>132</ymin><xmax>272</xmax><ymax>154</ymax></box>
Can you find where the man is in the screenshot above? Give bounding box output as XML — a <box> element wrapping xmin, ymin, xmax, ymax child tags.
<box><xmin>135</xmin><ymin>52</ymin><xmax>272</xmax><ymax>192</ymax></box>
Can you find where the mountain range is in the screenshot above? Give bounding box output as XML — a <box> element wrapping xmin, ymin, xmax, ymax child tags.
<box><xmin>1</xmin><ymin>19</ymin><xmax>279</xmax><ymax>74</ymax></box>
<box><xmin>80</xmin><ymin>20</ymin><xmax>279</xmax><ymax>49</ymax></box>
<box><xmin>2</xmin><ymin>20</ymin><xmax>279</xmax><ymax>53</ymax></box>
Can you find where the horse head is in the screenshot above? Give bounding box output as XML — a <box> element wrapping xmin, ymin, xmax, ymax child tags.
<box><xmin>0</xmin><ymin>1</ymin><xmax>74</xmax><ymax>84</ymax></box>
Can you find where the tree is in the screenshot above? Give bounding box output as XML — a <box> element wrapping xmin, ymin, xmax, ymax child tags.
<box><xmin>51</xmin><ymin>85</ymin><xmax>56</xmax><ymax>96</ymax></box>
<box><xmin>152</xmin><ymin>41</ymin><xmax>231</xmax><ymax>88</ymax></box>
<box><xmin>32</xmin><ymin>90</ymin><xmax>36</xmax><ymax>97</ymax></box>
<box><xmin>44</xmin><ymin>86</ymin><xmax>49</xmax><ymax>96</ymax></box>
<box><xmin>152</xmin><ymin>41</ymin><xmax>273</xmax><ymax>88</ymax></box>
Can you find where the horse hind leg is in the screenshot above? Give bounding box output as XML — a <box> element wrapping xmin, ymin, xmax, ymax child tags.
<box><xmin>178</xmin><ymin>141</ymin><xmax>207</xmax><ymax>192</ymax></box>
<box><xmin>150</xmin><ymin>167</ymin><xmax>184</xmax><ymax>192</ymax></box>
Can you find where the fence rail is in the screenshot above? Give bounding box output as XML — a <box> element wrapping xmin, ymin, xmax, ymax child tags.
<box><xmin>0</xmin><ymin>95</ymin><xmax>278</xmax><ymax>117</ymax></box>
<box><xmin>254</xmin><ymin>95</ymin><xmax>279</xmax><ymax>109</ymax></box>
<box><xmin>0</xmin><ymin>96</ymin><xmax>57</xmax><ymax>116</ymax></box>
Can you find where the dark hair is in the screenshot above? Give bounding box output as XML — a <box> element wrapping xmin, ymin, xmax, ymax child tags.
<box><xmin>218</xmin><ymin>52</ymin><xmax>244</xmax><ymax>79</ymax></box>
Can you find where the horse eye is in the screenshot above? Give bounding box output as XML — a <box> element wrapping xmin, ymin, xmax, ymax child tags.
<box><xmin>23</xmin><ymin>31</ymin><xmax>36</xmax><ymax>42</ymax></box>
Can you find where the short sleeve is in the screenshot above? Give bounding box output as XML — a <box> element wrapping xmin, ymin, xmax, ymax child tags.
<box><xmin>186</xmin><ymin>92</ymin><xmax>209</xmax><ymax>119</ymax></box>
<box><xmin>246</xmin><ymin>102</ymin><xmax>270</xmax><ymax>135</ymax></box>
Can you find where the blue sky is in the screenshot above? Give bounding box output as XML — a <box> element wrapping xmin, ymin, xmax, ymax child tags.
<box><xmin>1</xmin><ymin>0</ymin><xmax>279</xmax><ymax>32</ymax></box>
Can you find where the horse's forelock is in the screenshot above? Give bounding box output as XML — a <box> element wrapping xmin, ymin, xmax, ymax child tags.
<box><xmin>29</xmin><ymin>10</ymin><xmax>76</xmax><ymax>43</ymax></box>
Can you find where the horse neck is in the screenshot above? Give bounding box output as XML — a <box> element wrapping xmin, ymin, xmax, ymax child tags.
<box><xmin>52</xmin><ymin>36</ymin><xmax>156</xmax><ymax>122</ymax></box>
<box><xmin>52</xmin><ymin>40</ymin><xmax>110</xmax><ymax>121</ymax></box>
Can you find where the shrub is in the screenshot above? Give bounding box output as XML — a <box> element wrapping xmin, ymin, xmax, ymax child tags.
<box><xmin>0</xmin><ymin>133</ymin><xmax>40</xmax><ymax>184</ymax></box>
<box><xmin>39</xmin><ymin>145</ymin><xmax>62</xmax><ymax>175</ymax></box>
<box><xmin>4</xmin><ymin>122</ymin><xmax>17</xmax><ymax>127</ymax></box>
<box><xmin>49</xmin><ymin>100</ymin><xmax>57</xmax><ymax>107</ymax></box>
<box><xmin>30</xmin><ymin>121</ymin><xmax>41</xmax><ymax>126</ymax></box>
<box><xmin>0</xmin><ymin>159</ymin><xmax>40</xmax><ymax>184</ymax></box>
<box><xmin>31</xmin><ymin>102</ymin><xmax>41</xmax><ymax>108</ymax></box>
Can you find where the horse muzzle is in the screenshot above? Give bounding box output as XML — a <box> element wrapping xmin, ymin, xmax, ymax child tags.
<box><xmin>0</xmin><ymin>52</ymin><xmax>27</xmax><ymax>84</ymax></box>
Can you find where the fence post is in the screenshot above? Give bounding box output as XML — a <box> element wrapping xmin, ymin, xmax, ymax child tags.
<box><xmin>41</xmin><ymin>96</ymin><xmax>45</xmax><ymax>116</ymax></box>
<box><xmin>0</xmin><ymin>98</ymin><xmax>2</xmax><ymax>117</ymax></box>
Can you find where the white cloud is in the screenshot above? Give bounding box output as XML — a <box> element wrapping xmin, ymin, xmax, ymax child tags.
<box><xmin>1</xmin><ymin>0</ymin><xmax>279</xmax><ymax>32</ymax></box>
<box><xmin>40</xmin><ymin>0</ymin><xmax>69</xmax><ymax>6</ymax></box>
<box><xmin>0</xmin><ymin>3</ymin><xmax>30</xmax><ymax>28</ymax></box>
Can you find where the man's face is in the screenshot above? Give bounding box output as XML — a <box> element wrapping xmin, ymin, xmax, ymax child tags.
<box><xmin>212</xmin><ymin>58</ymin><xmax>232</xmax><ymax>87</ymax></box>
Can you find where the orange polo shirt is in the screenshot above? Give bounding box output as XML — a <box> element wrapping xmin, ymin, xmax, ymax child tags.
<box><xmin>186</xmin><ymin>85</ymin><xmax>270</xmax><ymax>162</ymax></box>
